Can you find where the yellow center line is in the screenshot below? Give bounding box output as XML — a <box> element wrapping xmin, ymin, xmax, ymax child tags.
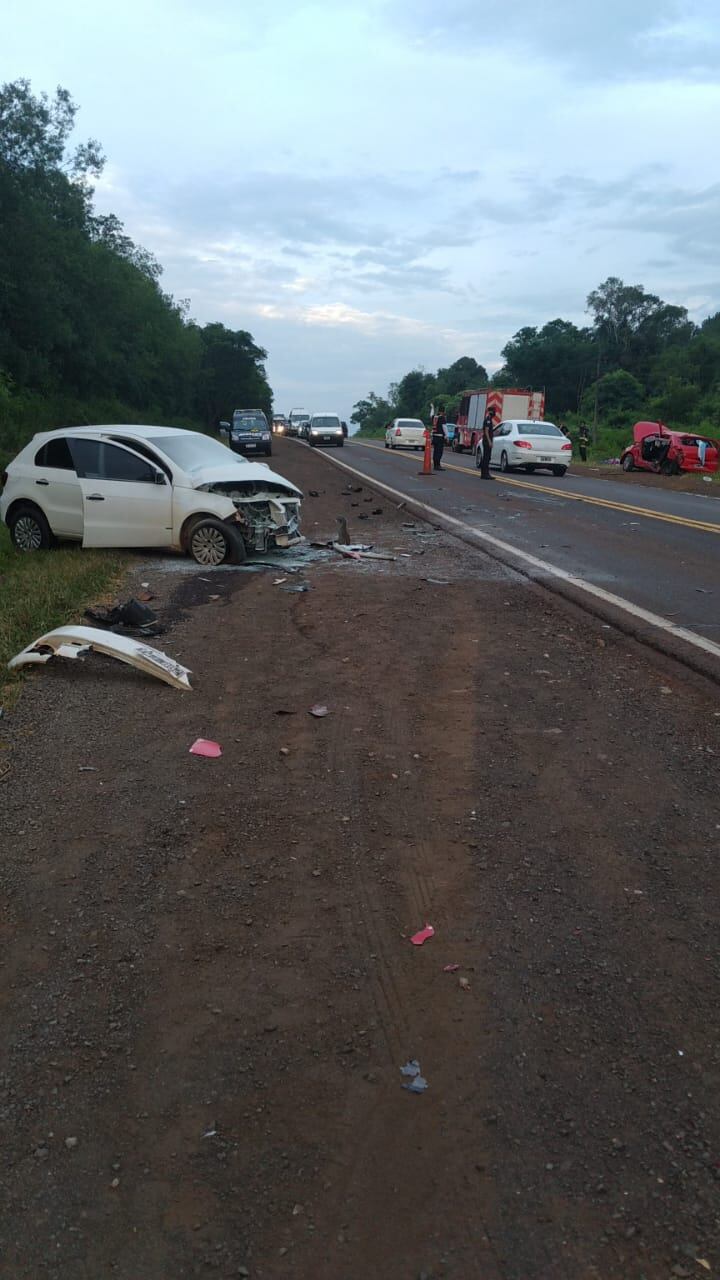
<box><xmin>355</xmin><ymin>440</ymin><xmax>720</xmax><ymax>536</ymax></box>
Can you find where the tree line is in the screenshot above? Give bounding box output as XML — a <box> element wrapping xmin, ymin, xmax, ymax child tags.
<box><xmin>0</xmin><ymin>80</ymin><xmax>272</xmax><ymax>465</ymax></box>
<box><xmin>352</xmin><ymin>280</ymin><xmax>720</xmax><ymax>450</ymax></box>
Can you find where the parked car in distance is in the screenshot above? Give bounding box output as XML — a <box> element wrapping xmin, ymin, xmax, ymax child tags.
<box><xmin>341</xmin><ymin>421</ymin><xmax>349</xmax><ymax>438</ymax></box>
<box><xmin>308</xmin><ymin>414</ymin><xmax>344</xmax><ymax>447</ymax></box>
<box><xmin>621</xmin><ymin>421</ymin><xmax>719</xmax><ymax>476</ymax></box>
<box><xmin>0</xmin><ymin>425</ymin><xmax>303</xmax><ymax>566</ymax></box>
<box><xmin>384</xmin><ymin>418</ymin><xmax>426</xmax><ymax>450</ymax></box>
<box><xmin>288</xmin><ymin>408</ymin><xmax>310</xmax><ymax>437</ymax></box>
<box><xmin>479</xmin><ymin>419</ymin><xmax>572</xmax><ymax>476</ymax></box>
<box><xmin>224</xmin><ymin>409</ymin><xmax>272</xmax><ymax>456</ymax></box>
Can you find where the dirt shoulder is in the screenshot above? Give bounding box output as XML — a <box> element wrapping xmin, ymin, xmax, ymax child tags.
<box><xmin>1</xmin><ymin>437</ymin><xmax>719</xmax><ymax>1280</ymax></box>
<box><xmin>570</xmin><ymin>460</ymin><xmax>719</xmax><ymax>495</ymax></box>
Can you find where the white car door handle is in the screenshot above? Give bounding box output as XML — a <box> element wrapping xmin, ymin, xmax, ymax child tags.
<box><xmin>87</xmin><ymin>494</ymin><xmax>105</xmax><ymax>501</ymax></box>
<box><xmin>35</xmin><ymin>478</ymin><xmax>49</xmax><ymax>486</ymax></box>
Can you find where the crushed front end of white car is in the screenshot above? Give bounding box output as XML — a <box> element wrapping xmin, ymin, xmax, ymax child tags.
<box><xmin>197</xmin><ymin>479</ymin><xmax>302</xmax><ymax>552</ymax></box>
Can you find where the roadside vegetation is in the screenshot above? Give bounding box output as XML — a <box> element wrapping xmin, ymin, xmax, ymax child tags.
<box><xmin>0</xmin><ymin>79</ymin><xmax>273</xmax><ymax>471</ymax></box>
<box><xmin>0</xmin><ymin>526</ymin><xmax>125</xmax><ymax>697</ymax></box>
<box><xmin>0</xmin><ymin>78</ymin><xmax>276</xmax><ymax>692</ymax></box>
<box><xmin>352</xmin><ymin>279</ymin><xmax>720</xmax><ymax>459</ymax></box>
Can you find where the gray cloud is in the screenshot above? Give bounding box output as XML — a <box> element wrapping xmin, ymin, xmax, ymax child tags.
<box><xmin>386</xmin><ymin>0</ymin><xmax>720</xmax><ymax>75</ymax></box>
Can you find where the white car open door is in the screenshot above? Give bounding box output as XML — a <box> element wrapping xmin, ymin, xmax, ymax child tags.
<box><xmin>68</xmin><ymin>438</ymin><xmax>174</xmax><ymax>549</ymax></box>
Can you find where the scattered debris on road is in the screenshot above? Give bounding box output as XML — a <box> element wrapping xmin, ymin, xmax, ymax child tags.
<box><xmin>309</xmin><ymin>704</ymin><xmax>330</xmax><ymax>718</ymax></box>
<box><xmin>85</xmin><ymin>597</ymin><xmax>165</xmax><ymax>637</ymax></box>
<box><xmin>400</xmin><ymin>1060</ymin><xmax>428</xmax><ymax>1093</ymax></box>
<box><xmin>8</xmin><ymin>626</ymin><xmax>192</xmax><ymax>690</ymax></box>
<box><xmin>189</xmin><ymin>738</ymin><xmax>223</xmax><ymax>758</ymax></box>
<box><xmin>410</xmin><ymin>923</ymin><xmax>435</xmax><ymax>946</ymax></box>
<box><xmin>443</xmin><ymin>963</ymin><xmax>460</xmax><ymax>973</ymax></box>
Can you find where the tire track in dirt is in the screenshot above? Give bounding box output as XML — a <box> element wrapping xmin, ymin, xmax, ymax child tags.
<box><xmin>286</xmin><ymin>563</ymin><xmax>503</xmax><ymax>1278</ymax></box>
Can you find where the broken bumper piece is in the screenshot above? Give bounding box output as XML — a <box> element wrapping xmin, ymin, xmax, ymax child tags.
<box><xmin>8</xmin><ymin>626</ymin><xmax>192</xmax><ymax>691</ymax></box>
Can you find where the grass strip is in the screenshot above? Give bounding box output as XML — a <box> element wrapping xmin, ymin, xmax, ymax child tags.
<box><xmin>0</xmin><ymin>526</ymin><xmax>127</xmax><ymax>699</ymax></box>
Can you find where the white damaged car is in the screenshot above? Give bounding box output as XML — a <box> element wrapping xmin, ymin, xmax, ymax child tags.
<box><xmin>0</xmin><ymin>425</ymin><xmax>303</xmax><ymax>566</ymax></box>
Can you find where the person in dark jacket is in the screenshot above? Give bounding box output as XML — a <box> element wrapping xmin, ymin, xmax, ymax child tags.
<box><xmin>578</xmin><ymin>423</ymin><xmax>590</xmax><ymax>462</ymax></box>
<box><xmin>480</xmin><ymin>407</ymin><xmax>496</xmax><ymax>478</ymax></box>
<box><xmin>432</xmin><ymin>410</ymin><xmax>447</xmax><ymax>470</ymax></box>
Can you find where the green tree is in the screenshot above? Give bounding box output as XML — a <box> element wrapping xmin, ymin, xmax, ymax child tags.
<box><xmin>501</xmin><ymin>319</ymin><xmax>597</xmax><ymax>416</ymax></box>
<box><xmin>0</xmin><ymin>77</ymin><xmax>272</xmax><ymax>457</ymax></box>
<box><xmin>434</xmin><ymin>356</ymin><xmax>488</xmax><ymax>397</ymax></box>
<box><xmin>581</xmin><ymin>370</ymin><xmax>645</xmax><ymax>428</ymax></box>
<box><xmin>350</xmin><ymin>392</ymin><xmax>395</xmax><ymax>435</ymax></box>
<box><xmin>586</xmin><ymin>276</ymin><xmax>694</xmax><ymax>380</ymax></box>
<box><xmin>195</xmin><ymin>324</ymin><xmax>271</xmax><ymax>426</ymax></box>
<box><xmin>395</xmin><ymin>369</ymin><xmax>435</xmax><ymax>417</ymax></box>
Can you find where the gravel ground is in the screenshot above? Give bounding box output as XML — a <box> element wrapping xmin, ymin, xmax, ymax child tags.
<box><xmin>1</xmin><ymin>438</ymin><xmax>719</xmax><ymax>1280</ymax></box>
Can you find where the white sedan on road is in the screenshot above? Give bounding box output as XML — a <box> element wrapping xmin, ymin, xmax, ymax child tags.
<box><xmin>0</xmin><ymin>425</ymin><xmax>303</xmax><ymax>566</ymax></box>
<box><xmin>384</xmin><ymin>418</ymin><xmax>426</xmax><ymax>450</ymax></box>
<box><xmin>478</xmin><ymin>419</ymin><xmax>573</xmax><ymax>476</ymax></box>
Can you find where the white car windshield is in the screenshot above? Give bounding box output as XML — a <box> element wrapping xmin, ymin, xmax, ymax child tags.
<box><xmin>148</xmin><ymin>434</ymin><xmax>244</xmax><ymax>471</ymax></box>
<box><xmin>313</xmin><ymin>417</ymin><xmax>340</xmax><ymax>428</ymax></box>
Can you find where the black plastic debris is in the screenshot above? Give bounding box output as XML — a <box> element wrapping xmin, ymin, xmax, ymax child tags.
<box><xmin>84</xmin><ymin>598</ymin><xmax>165</xmax><ymax>637</ymax></box>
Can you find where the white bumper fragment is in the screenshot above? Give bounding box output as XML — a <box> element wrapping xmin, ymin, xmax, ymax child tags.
<box><xmin>8</xmin><ymin>626</ymin><xmax>192</xmax><ymax>691</ymax></box>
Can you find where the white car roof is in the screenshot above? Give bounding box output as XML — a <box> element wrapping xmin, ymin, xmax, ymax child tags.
<box><xmin>312</xmin><ymin>412</ymin><xmax>340</xmax><ymax>418</ymax></box>
<box><xmin>24</xmin><ymin>424</ymin><xmax>202</xmax><ymax>445</ymax></box>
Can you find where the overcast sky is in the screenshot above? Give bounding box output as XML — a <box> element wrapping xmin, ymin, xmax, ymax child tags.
<box><xmin>6</xmin><ymin>0</ymin><xmax>720</xmax><ymax>419</ymax></box>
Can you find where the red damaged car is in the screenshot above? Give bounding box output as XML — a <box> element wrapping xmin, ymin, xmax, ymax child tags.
<box><xmin>621</xmin><ymin>421</ymin><xmax>719</xmax><ymax>476</ymax></box>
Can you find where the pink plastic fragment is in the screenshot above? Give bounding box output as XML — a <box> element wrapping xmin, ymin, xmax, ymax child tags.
<box><xmin>443</xmin><ymin>963</ymin><xmax>459</xmax><ymax>973</ymax></box>
<box><xmin>410</xmin><ymin>924</ymin><xmax>435</xmax><ymax>946</ymax></box>
<box><xmin>189</xmin><ymin>738</ymin><xmax>223</xmax><ymax>758</ymax></box>
<box><xmin>309</xmin><ymin>704</ymin><xmax>330</xmax><ymax>718</ymax></box>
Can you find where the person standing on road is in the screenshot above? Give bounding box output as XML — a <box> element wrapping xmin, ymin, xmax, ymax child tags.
<box><xmin>432</xmin><ymin>409</ymin><xmax>447</xmax><ymax>471</ymax></box>
<box><xmin>578</xmin><ymin>423</ymin><xmax>590</xmax><ymax>463</ymax></box>
<box><xmin>480</xmin><ymin>406</ymin><xmax>496</xmax><ymax>479</ymax></box>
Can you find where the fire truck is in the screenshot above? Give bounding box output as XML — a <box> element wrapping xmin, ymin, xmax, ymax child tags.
<box><xmin>451</xmin><ymin>387</ymin><xmax>545</xmax><ymax>453</ymax></box>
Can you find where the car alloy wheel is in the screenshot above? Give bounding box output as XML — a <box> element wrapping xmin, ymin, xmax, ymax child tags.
<box><xmin>9</xmin><ymin>505</ymin><xmax>52</xmax><ymax>551</ymax></box>
<box><xmin>500</xmin><ymin>450</ymin><xmax>509</xmax><ymax>472</ymax></box>
<box><xmin>14</xmin><ymin>514</ymin><xmax>44</xmax><ymax>550</ymax></box>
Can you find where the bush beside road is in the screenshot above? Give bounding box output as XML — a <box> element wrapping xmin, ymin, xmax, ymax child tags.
<box><xmin>0</xmin><ymin>438</ymin><xmax>719</xmax><ymax>1277</ymax></box>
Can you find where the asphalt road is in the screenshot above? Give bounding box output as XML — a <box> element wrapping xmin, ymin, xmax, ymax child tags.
<box><xmin>326</xmin><ymin>438</ymin><xmax>720</xmax><ymax>647</ymax></box>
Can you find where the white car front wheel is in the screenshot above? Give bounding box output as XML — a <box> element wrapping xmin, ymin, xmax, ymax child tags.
<box><xmin>189</xmin><ymin>519</ymin><xmax>245</xmax><ymax>567</ymax></box>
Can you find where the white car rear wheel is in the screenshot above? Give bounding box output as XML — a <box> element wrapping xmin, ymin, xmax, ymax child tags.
<box><xmin>9</xmin><ymin>504</ymin><xmax>53</xmax><ymax>552</ymax></box>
